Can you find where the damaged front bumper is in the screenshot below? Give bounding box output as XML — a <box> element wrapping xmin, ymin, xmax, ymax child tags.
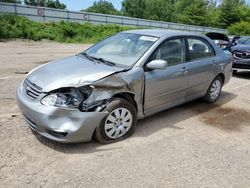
<box><xmin>16</xmin><ymin>83</ymin><xmax>108</xmax><ymax>143</ymax></box>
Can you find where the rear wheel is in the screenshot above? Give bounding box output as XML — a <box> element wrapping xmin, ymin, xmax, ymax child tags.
<box><xmin>203</xmin><ymin>76</ymin><xmax>223</xmax><ymax>103</ymax></box>
<box><xmin>94</xmin><ymin>98</ymin><xmax>137</xmax><ymax>144</ymax></box>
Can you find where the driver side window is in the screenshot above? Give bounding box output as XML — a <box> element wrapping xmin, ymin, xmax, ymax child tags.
<box><xmin>150</xmin><ymin>38</ymin><xmax>185</xmax><ymax>66</ymax></box>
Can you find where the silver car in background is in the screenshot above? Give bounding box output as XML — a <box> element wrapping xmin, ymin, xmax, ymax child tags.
<box><xmin>16</xmin><ymin>29</ymin><xmax>233</xmax><ymax>144</ymax></box>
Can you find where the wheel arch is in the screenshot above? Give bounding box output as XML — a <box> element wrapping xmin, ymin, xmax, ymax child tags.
<box><xmin>112</xmin><ymin>92</ymin><xmax>138</xmax><ymax>112</ymax></box>
<box><xmin>216</xmin><ymin>73</ymin><xmax>225</xmax><ymax>84</ymax></box>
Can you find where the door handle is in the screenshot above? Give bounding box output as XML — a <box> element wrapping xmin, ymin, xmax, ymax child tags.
<box><xmin>181</xmin><ymin>67</ymin><xmax>188</xmax><ymax>74</ymax></box>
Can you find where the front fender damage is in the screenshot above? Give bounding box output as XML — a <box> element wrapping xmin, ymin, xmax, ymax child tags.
<box><xmin>79</xmin><ymin>67</ymin><xmax>145</xmax><ymax>119</ymax></box>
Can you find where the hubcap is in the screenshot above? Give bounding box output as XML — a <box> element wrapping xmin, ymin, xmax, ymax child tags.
<box><xmin>210</xmin><ymin>80</ymin><xmax>221</xmax><ymax>100</ymax></box>
<box><xmin>104</xmin><ymin>108</ymin><xmax>132</xmax><ymax>139</ymax></box>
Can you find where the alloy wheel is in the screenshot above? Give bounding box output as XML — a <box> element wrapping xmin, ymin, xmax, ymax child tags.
<box><xmin>104</xmin><ymin>108</ymin><xmax>133</xmax><ymax>139</ymax></box>
<box><xmin>210</xmin><ymin>80</ymin><xmax>221</xmax><ymax>100</ymax></box>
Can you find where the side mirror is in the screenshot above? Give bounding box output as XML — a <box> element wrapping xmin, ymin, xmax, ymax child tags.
<box><xmin>146</xmin><ymin>60</ymin><xmax>168</xmax><ymax>70</ymax></box>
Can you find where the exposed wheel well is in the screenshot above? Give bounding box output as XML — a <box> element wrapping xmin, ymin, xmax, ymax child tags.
<box><xmin>217</xmin><ymin>73</ymin><xmax>225</xmax><ymax>84</ymax></box>
<box><xmin>113</xmin><ymin>93</ymin><xmax>137</xmax><ymax>112</ymax></box>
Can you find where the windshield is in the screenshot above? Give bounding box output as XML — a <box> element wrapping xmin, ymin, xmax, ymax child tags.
<box><xmin>242</xmin><ymin>38</ymin><xmax>250</xmax><ymax>45</ymax></box>
<box><xmin>237</xmin><ymin>37</ymin><xmax>249</xmax><ymax>44</ymax></box>
<box><xmin>84</xmin><ymin>33</ymin><xmax>159</xmax><ymax>67</ymax></box>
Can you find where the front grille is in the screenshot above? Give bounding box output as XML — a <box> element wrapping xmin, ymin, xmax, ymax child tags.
<box><xmin>23</xmin><ymin>79</ymin><xmax>42</xmax><ymax>100</ymax></box>
<box><xmin>233</xmin><ymin>51</ymin><xmax>250</xmax><ymax>59</ymax></box>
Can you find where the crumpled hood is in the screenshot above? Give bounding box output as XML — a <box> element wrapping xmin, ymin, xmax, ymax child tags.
<box><xmin>26</xmin><ymin>55</ymin><xmax>124</xmax><ymax>92</ymax></box>
<box><xmin>231</xmin><ymin>45</ymin><xmax>250</xmax><ymax>52</ymax></box>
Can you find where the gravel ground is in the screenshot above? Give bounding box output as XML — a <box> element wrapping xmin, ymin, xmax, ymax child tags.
<box><xmin>0</xmin><ymin>40</ymin><xmax>250</xmax><ymax>188</ymax></box>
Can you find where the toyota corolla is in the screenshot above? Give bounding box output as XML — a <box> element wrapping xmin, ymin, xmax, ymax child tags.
<box><xmin>16</xmin><ymin>29</ymin><xmax>233</xmax><ymax>144</ymax></box>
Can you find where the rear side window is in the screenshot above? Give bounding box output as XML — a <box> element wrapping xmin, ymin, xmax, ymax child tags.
<box><xmin>187</xmin><ymin>38</ymin><xmax>215</xmax><ymax>61</ymax></box>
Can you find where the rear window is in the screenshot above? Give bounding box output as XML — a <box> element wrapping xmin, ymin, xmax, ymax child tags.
<box><xmin>187</xmin><ymin>38</ymin><xmax>215</xmax><ymax>61</ymax></box>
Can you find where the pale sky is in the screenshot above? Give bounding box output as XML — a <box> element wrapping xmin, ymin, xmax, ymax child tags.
<box><xmin>60</xmin><ymin>0</ymin><xmax>250</xmax><ymax>11</ymax></box>
<box><xmin>60</xmin><ymin>0</ymin><xmax>122</xmax><ymax>11</ymax></box>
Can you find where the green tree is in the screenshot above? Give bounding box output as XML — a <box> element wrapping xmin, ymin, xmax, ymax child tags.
<box><xmin>24</xmin><ymin>0</ymin><xmax>46</xmax><ymax>6</ymax></box>
<box><xmin>218</xmin><ymin>0</ymin><xmax>241</xmax><ymax>28</ymax></box>
<box><xmin>47</xmin><ymin>0</ymin><xmax>66</xmax><ymax>9</ymax></box>
<box><xmin>177</xmin><ymin>0</ymin><xmax>208</xmax><ymax>26</ymax></box>
<box><xmin>121</xmin><ymin>0</ymin><xmax>146</xmax><ymax>18</ymax></box>
<box><xmin>0</xmin><ymin>0</ymin><xmax>21</xmax><ymax>3</ymax></box>
<box><xmin>206</xmin><ymin>0</ymin><xmax>220</xmax><ymax>27</ymax></box>
<box><xmin>24</xmin><ymin>0</ymin><xmax>66</xmax><ymax>9</ymax></box>
<box><xmin>228</xmin><ymin>21</ymin><xmax>250</xmax><ymax>35</ymax></box>
<box><xmin>83</xmin><ymin>0</ymin><xmax>120</xmax><ymax>15</ymax></box>
<box><xmin>143</xmin><ymin>0</ymin><xmax>175</xmax><ymax>22</ymax></box>
<box><xmin>237</xmin><ymin>3</ymin><xmax>250</xmax><ymax>22</ymax></box>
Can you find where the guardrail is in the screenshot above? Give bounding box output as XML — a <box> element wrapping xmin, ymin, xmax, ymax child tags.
<box><xmin>0</xmin><ymin>2</ymin><xmax>227</xmax><ymax>34</ymax></box>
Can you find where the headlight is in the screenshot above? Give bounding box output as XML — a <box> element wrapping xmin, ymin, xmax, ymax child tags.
<box><xmin>41</xmin><ymin>86</ymin><xmax>92</xmax><ymax>108</ymax></box>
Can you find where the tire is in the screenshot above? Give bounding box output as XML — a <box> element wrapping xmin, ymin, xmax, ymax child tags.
<box><xmin>94</xmin><ymin>98</ymin><xmax>137</xmax><ymax>144</ymax></box>
<box><xmin>203</xmin><ymin>76</ymin><xmax>223</xmax><ymax>103</ymax></box>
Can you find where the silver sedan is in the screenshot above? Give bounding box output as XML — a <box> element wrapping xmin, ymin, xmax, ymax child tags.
<box><xmin>16</xmin><ymin>29</ymin><xmax>233</xmax><ymax>143</ymax></box>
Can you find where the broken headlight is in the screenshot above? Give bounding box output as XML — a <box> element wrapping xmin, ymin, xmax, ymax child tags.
<box><xmin>41</xmin><ymin>86</ymin><xmax>92</xmax><ymax>108</ymax></box>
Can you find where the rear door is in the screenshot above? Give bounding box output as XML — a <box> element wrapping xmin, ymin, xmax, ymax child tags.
<box><xmin>185</xmin><ymin>37</ymin><xmax>217</xmax><ymax>101</ymax></box>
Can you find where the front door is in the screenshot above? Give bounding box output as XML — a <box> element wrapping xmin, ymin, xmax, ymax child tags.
<box><xmin>144</xmin><ymin>37</ymin><xmax>189</xmax><ymax>116</ymax></box>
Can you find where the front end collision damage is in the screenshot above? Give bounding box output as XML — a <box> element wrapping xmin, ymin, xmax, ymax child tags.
<box><xmin>16</xmin><ymin>83</ymin><xmax>108</xmax><ymax>143</ymax></box>
<box><xmin>17</xmin><ymin>65</ymin><xmax>145</xmax><ymax>143</ymax></box>
<box><xmin>79</xmin><ymin>67</ymin><xmax>145</xmax><ymax>119</ymax></box>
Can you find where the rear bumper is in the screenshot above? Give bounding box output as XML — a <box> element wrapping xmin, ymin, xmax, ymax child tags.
<box><xmin>16</xmin><ymin>83</ymin><xmax>107</xmax><ymax>143</ymax></box>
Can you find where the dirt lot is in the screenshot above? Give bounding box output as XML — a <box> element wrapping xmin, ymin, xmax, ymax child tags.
<box><xmin>0</xmin><ymin>41</ymin><xmax>250</xmax><ymax>188</ymax></box>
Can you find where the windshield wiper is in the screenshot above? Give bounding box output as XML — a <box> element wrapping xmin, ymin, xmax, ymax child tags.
<box><xmin>81</xmin><ymin>53</ymin><xmax>116</xmax><ymax>67</ymax></box>
<box><xmin>81</xmin><ymin>52</ymin><xmax>98</xmax><ymax>63</ymax></box>
<box><xmin>91</xmin><ymin>56</ymin><xmax>116</xmax><ymax>67</ymax></box>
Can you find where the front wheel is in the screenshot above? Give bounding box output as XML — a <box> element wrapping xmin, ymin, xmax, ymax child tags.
<box><xmin>94</xmin><ymin>98</ymin><xmax>137</xmax><ymax>144</ymax></box>
<box><xmin>203</xmin><ymin>76</ymin><xmax>223</xmax><ymax>103</ymax></box>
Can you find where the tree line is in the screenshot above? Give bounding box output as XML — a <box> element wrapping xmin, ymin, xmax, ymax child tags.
<box><xmin>85</xmin><ymin>0</ymin><xmax>250</xmax><ymax>30</ymax></box>
<box><xmin>1</xmin><ymin>0</ymin><xmax>250</xmax><ymax>34</ymax></box>
<box><xmin>84</xmin><ymin>0</ymin><xmax>250</xmax><ymax>34</ymax></box>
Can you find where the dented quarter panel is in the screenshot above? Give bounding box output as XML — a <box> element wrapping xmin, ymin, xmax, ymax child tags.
<box><xmin>88</xmin><ymin>67</ymin><xmax>145</xmax><ymax>119</ymax></box>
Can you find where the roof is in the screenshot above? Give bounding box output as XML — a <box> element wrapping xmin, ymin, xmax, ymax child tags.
<box><xmin>122</xmin><ymin>29</ymin><xmax>203</xmax><ymax>38</ymax></box>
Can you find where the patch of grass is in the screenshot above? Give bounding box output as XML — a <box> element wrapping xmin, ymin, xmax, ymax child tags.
<box><xmin>0</xmin><ymin>14</ymin><xmax>135</xmax><ymax>43</ymax></box>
